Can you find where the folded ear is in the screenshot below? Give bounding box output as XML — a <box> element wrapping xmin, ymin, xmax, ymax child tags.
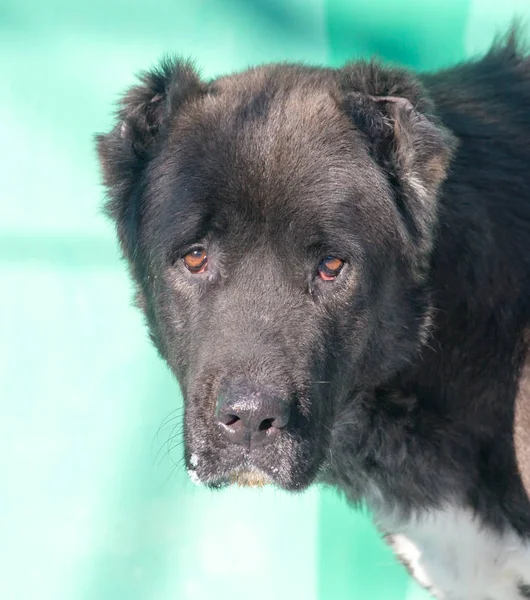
<box><xmin>340</xmin><ymin>61</ymin><xmax>456</xmax><ymax>262</ymax></box>
<box><xmin>96</xmin><ymin>58</ymin><xmax>204</xmax><ymax>259</ymax></box>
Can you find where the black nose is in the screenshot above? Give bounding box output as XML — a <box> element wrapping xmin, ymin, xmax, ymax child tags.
<box><xmin>215</xmin><ymin>382</ymin><xmax>291</xmax><ymax>448</ymax></box>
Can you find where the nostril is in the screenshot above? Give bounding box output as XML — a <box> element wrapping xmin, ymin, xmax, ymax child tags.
<box><xmin>259</xmin><ymin>411</ymin><xmax>289</xmax><ymax>431</ymax></box>
<box><xmin>259</xmin><ymin>418</ymin><xmax>274</xmax><ymax>431</ymax></box>
<box><xmin>218</xmin><ymin>412</ymin><xmax>241</xmax><ymax>427</ymax></box>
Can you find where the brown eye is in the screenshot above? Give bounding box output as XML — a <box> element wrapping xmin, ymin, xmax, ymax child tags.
<box><xmin>183</xmin><ymin>248</ymin><xmax>208</xmax><ymax>273</ymax></box>
<box><xmin>318</xmin><ymin>256</ymin><xmax>344</xmax><ymax>281</ymax></box>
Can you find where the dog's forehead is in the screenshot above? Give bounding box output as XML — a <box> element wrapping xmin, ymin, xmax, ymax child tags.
<box><xmin>168</xmin><ymin>67</ymin><xmax>382</xmax><ymax>219</ymax></box>
<box><xmin>207</xmin><ymin>63</ymin><xmax>339</xmax><ymax>110</ymax></box>
<box><xmin>146</xmin><ymin>66</ymin><xmax>395</xmax><ymax>256</ymax></box>
<box><xmin>194</xmin><ymin>65</ymin><xmax>355</xmax><ymax>157</ymax></box>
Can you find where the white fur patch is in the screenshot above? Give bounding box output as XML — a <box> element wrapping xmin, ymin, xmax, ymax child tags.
<box><xmin>187</xmin><ymin>454</ymin><xmax>201</xmax><ymax>485</ymax></box>
<box><xmin>382</xmin><ymin>507</ymin><xmax>530</xmax><ymax>599</ymax></box>
<box><xmin>407</xmin><ymin>173</ymin><xmax>429</xmax><ymax>204</ymax></box>
<box><xmin>187</xmin><ymin>468</ymin><xmax>201</xmax><ymax>485</ymax></box>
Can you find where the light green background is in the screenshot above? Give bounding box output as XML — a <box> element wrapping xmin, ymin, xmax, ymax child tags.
<box><xmin>1</xmin><ymin>2</ymin><xmax>529</xmax><ymax>599</ymax></box>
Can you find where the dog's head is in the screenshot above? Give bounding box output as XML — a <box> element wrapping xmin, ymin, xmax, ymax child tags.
<box><xmin>97</xmin><ymin>59</ymin><xmax>454</xmax><ymax>491</ymax></box>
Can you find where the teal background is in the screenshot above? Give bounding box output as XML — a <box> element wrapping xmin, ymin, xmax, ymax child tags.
<box><xmin>1</xmin><ymin>1</ymin><xmax>530</xmax><ymax>599</ymax></box>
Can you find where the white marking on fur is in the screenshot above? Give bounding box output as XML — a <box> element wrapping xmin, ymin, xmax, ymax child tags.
<box><xmin>382</xmin><ymin>506</ymin><xmax>530</xmax><ymax>599</ymax></box>
<box><xmin>391</xmin><ymin>533</ymin><xmax>439</xmax><ymax>593</ymax></box>
<box><xmin>187</xmin><ymin>468</ymin><xmax>201</xmax><ymax>486</ymax></box>
<box><xmin>186</xmin><ymin>454</ymin><xmax>201</xmax><ymax>484</ymax></box>
<box><xmin>407</xmin><ymin>174</ymin><xmax>429</xmax><ymax>204</ymax></box>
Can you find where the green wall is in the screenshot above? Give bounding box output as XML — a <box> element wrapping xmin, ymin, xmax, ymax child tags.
<box><xmin>1</xmin><ymin>1</ymin><xmax>529</xmax><ymax>599</ymax></box>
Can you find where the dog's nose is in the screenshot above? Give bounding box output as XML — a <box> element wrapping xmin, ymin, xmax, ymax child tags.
<box><xmin>215</xmin><ymin>383</ymin><xmax>291</xmax><ymax>448</ymax></box>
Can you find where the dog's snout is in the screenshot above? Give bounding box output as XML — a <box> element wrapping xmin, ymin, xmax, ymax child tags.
<box><xmin>215</xmin><ymin>382</ymin><xmax>291</xmax><ymax>448</ymax></box>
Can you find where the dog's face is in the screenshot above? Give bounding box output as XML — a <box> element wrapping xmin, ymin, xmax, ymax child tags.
<box><xmin>97</xmin><ymin>62</ymin><xmax>453</xmax><ymax>491</ymax></box>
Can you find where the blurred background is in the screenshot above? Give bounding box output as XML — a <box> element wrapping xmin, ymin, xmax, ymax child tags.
<box><xmin>2</xmin><ymin>1</ymin><xmax>530</xmax><ymax>599</ymax></box>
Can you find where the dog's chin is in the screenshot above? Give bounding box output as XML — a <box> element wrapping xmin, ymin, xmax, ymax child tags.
<box><xmin>197</xmin><ymin>467</ymin><xmax>276</xmax><ymax>490</ymax></box>
<box><xmin>229</xmin><ymin>469</ymin><xmax>274</xmax><ymax>488</ymax></box>
<box><xmin>186</xmin><ymin>438</ymin><xmax>324</xmax><ymax>491</ymax></box>
<box><xmin>193</xmin><ymin>463</ymin><xmax>318</xmax><ymax>492</ymax></box>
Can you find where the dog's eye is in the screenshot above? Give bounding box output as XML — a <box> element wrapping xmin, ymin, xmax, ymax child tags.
<box><xmin>318</xmin><ymin>256</ymin><xmax>344</xmax><ymax>281</ymax></box>
<box><xmin>183</xmin><ymin>248</ymin><xmax>208</xmax><ymax>273</ymax></box>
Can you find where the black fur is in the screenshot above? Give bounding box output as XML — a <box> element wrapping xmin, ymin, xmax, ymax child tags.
<box><xmin>97</xmin><ymin>30</ymin><xmax>530</xmax><ymax>593</ymax></box>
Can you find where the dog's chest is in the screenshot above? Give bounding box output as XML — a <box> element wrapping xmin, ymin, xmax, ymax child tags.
<box><xmin>380</xmin><ymin>507</ymin><xmax>530</xmax><ymax>599</ymax></box>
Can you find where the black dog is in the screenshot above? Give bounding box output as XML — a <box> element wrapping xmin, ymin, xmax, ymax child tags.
<box><xmin>97</xmin><ymin>30</ymin><xmax>530</xmax><ymax>598</ymax></box>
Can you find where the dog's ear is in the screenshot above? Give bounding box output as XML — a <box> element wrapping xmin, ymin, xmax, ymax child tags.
<box><xmin>96</xmin><ymin>58</ymin><xmax>204</xmax><ymax>259</ymax></box>
<box><xmin>340</xmin><ymin>61</ymin><xmax>456</xmax><ymax>259</ymax></box>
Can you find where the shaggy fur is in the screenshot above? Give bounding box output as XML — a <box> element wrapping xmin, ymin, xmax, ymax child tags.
<box><xmin>97</xmin><ymin>31</ymin><xmax>530</xmax><ymax>597</ymax></box>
